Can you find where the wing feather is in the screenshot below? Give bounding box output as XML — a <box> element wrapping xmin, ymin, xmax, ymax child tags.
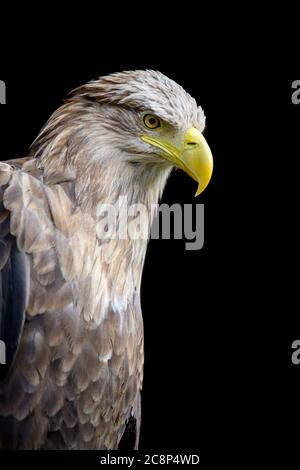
<box><xmin>0</xmin><ymin>159</ymin><xmax>144</xmax><ymax>449</ymax></box>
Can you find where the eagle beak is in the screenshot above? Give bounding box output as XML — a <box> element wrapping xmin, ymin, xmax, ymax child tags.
<box><xmin>141</xmin><ymin>127</ymin><xmax>213</xmax><ymax>196</ymax></box>
<box><xmin>179</xmin><ymin>128</ymin><xmax>213</xmax><ymax>196</ymax></box>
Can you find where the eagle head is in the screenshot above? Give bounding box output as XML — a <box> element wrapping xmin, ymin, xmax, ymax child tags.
<box><xmin>33</xmin><ymin>70</ymin><xmax>213</xmax><ymax>202</ymax></box>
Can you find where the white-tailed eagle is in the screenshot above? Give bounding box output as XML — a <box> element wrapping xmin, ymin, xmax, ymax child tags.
<box><xmin>0</xmin><ymin>70</ymin><xmax>213</xmax><ymax>449</ymax></box>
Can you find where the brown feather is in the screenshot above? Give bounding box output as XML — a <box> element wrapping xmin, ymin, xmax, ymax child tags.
<box><xmin>0</xmin><ymin>70</ymin><xmax>200</xmax><ymax>449</ymax></box>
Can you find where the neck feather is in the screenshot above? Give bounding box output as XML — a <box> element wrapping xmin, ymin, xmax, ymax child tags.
<box><xmin>30</xmin><ymin>100</ymin><xmax>172</xmax><ymax>303</ymax></box>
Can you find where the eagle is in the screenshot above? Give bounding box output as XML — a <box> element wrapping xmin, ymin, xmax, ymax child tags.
<box><xmin>0</xmin><ymin>70</ymin><xmax>213</xmax><ymax>449</ymax></box>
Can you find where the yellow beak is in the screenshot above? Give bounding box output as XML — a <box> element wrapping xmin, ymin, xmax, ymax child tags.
<box><xmin>141</xmin><ymin>127</ymin><xmax>213</xmax><ymax>196</ymax></box>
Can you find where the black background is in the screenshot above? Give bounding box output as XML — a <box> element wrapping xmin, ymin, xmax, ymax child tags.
<box><xmin>0</xmin><ymin>20</ymin><xmax>298</xmax><ymax>463</ymax></box>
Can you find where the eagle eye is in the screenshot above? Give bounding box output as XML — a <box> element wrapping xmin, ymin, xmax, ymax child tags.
<box><xmin>143</xmin><ymin>114</ymin><xmax>161</xmax><ymax>129</ymax></box>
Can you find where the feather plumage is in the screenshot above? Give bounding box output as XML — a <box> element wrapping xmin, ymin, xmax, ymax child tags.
<box><xmin>0</xmin><ymin>70</ymin><xmax>207</xmax><ymax>449</ymax></box>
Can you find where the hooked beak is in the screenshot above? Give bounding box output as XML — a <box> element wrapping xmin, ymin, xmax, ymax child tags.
<box><xmin>141</xmin><ymin>127</ymin><xmax>213</xmax><ymax>196</ymax></box>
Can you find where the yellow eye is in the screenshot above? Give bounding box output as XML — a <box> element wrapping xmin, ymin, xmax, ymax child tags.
<box><xmin>143</xmin><ymin>114</ymin><xmax>161</xmax><ymax>129</ymax></box>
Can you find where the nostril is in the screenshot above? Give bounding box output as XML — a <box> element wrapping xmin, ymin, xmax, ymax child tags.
<box><xmin>186</xmin><ymin>142</ymin><xmax>198</xmax><ymax>147</ymax></box>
